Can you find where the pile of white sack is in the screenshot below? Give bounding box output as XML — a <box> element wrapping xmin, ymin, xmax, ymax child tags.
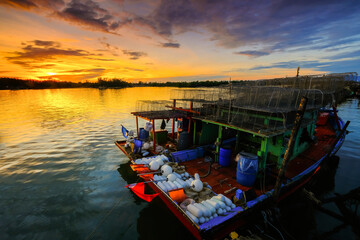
<box><xmin>185</xmin><ymin>194</ymin><xmax>236</xmax><ymax>224</ymax></box>
<box><xmin>155</xmin><ymin>164</ymin><xmax>194</xmax><ymax>192</ymax></box>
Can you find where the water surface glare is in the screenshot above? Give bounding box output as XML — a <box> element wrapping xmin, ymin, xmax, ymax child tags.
<box><xmin>0</xmin><ymin>88</ymin><xmax>359</xmax><ymax>240</ymax></box>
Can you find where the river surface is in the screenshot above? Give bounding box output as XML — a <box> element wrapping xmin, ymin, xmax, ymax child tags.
<box><xmin>0</xmin><ymin>88</ymin><xmax>359</xmax><ymax>240</ymax></box>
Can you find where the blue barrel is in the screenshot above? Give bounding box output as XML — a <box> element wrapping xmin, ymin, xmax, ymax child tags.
<box><xmin>236</xmin><ymin>152</ymin><xmax>258</xmax><ymax>187</ymax></box>
<box><xmin>138</xmin><ymin>128</ymin><xmax>149</xmax><ymax>140</ymax></box>
<box><xmin>219</xmin><ymin>146</ymin><xmax>232</xmax><ymax>166</ymax></box>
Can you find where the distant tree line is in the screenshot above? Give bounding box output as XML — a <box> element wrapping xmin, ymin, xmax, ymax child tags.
<box><xmin>1</xmin><ymin>75</ymin><xmax>357</xmax><ymax>91</ymax></box>
<box><xmin>0</xmin><ymin>77</ymin><xmax>239</xmax><ymax>90</ymax></box>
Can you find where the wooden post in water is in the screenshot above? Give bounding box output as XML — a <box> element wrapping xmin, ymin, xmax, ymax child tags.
<box><xmin>136</xmin><ymin>116</ymin><xmax>139</xmax><ymax>137</ymax></box>
<box><xmin>172</xmin><ymin>99</ymin><xmax>176</xmax><ymax>140</ymax></box>
<box><xmin>273</xmin><ymin>96</ymin><xmax>308</xmax><ymax>200</ymax></box>
<box><xmin>152</xmin><ymin>119</ymin><xmax>156</xmax><ymax>151</ymax></box>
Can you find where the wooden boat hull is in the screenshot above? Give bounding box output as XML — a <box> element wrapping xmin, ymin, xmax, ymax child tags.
<box><xmin>115</xmin><ymin>117</ymin><xmax>346</xmax><ymax>240</ymax></box>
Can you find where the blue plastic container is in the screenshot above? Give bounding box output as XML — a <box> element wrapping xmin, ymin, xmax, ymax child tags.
<box><xmin>236</xmin><ymin>152</ymin><xmax>258</xmax><ymax>186</ymax></box>
<box><xmin>134</xmin><ymin>139</ymin><xmax>142</xmax><ymax>153</ymax></box>
<box><xmin>219</xmin><ymin>146</ymin><xmax>232</xmax><ymax>167</ymax></box>
<box><xmin>197</xmin><ymin>147</ymin><xmax>205</xmax><ymax>158</ymax></box>
<box><xmin>138</xmin><ymin>128</ymin><xmax>149</xmax><ymax>140</ymax></box>
<box><xmin>235</xmin><ymin>189</ymin><xmax>244</xmax><ymax>200</ymax></box>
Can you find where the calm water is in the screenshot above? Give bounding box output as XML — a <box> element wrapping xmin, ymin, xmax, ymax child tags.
<box><xmin>0</xmin><ymin>88</ymin><xmax>359</xmax><ymax>240</ymax></box>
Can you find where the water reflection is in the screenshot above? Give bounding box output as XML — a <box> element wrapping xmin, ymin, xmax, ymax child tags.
<box><xmin>0</xmin><ymin>89</ymin><xmax>359</xmax><ymax>240</ymax></box>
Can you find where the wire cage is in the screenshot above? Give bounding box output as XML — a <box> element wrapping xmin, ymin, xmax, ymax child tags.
<box><xmin>133</xmin><ymin>72</ymin><xmax>357</xmax><ymax>135</ymax></box>
<box><xmin>253</xmin><ymin>72</ymin><xmax>358</xmax><ymax>93</ymax></box>
<box><xmin>170</xmin><ymin>88</ymin><xmax>221</xmax><ymax>102</ymax></box>
<box><xmin>198</xmin><ymin>86</ymin><xmax>326</xmax><ymax>135</ymax></box>
<box><xmin>135</xmin><ymin>100</ymin><xmax>173</xmax><ymax>112</ymax></box>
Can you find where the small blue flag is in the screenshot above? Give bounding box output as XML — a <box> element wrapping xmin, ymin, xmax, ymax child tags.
<box><xmin>122</xmin><ymin>125</ymin><xmax>129</xmax><ymax>138</ymax></box>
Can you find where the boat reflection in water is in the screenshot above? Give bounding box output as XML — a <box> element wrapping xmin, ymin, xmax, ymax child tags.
<box><xmin>118</xmin><ymin>163</ymin><xmax>196</xmax><ymax>239</ymax></box>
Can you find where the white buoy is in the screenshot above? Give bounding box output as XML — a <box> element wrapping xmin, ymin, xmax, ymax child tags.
<box><xmin>173</xmin><ymin>181</ymin><xmax>182</xmax><ymax>189</ymax></box>
<box><xmin>167</xmin><ymin>173</ymin><xmax>177</xmax><ymax>182</ymax></box>
<box><xmin>161</xmin><ymin>164</ymin><xmax>172</xmax><ymax>176</ymax></box>
<box><xmin>194</xmin><ymin>203</ymin><xmax>210</xmax><ymax>217</ymax></box>
<box><xmin>163</xmin><ymin>181</ymin><xmax>172</xmax><ymax>191</ymax></box>
<box><xmin>149</xmin><ymin>160</ymin><xmax>160</xmax><ymax>171</ymax></box>
<box><xmin>167</xmin><ymin>181</ymin><xmax>177</xmax><ymax>190</ymax></box>
<box><xmin>211</xmin><ymin>197</ymin><xmax>226</xmax><ymax>208</ymax></box>
<box><xmin>186</xmin><ymin>211</ymin><xmax>199</xmax><ymax>224</ymax></box>
<box><xmin>216</xmin><ymin>194</ymin><xmax>233</xmax><ymax>206</ymax></box>
<box><xmin>206</xmin><ymin>199</ymin><xmax>220</xmax><ymax>209</ymax></box>
<box><xmin>187</xmin><ymin>204</ymin><xmax>203</xmax><ymax>218</ymax></box>
<box><xmin>157</xmin><ymin>182</ymin><xmax>167</xmax><ymax>192</ymax></box>
<box><xmin>201</xmin><ymin>201</ymin><xmax>216</xmax><ymax>214</ymax></box>
<box><xmin>175</xmin><ymin>172</ymin><xmax>183</xmax><ymax>179</ymax></box>
<box><xmin>175</xmin><ymin>178</ymin><xmax>186</xmax><ymax>188</ymax></box>
<box><xmin>142</xmin><ymin>142</ymin><xmax>150</xmax><ymax>150</ymax></box>
<box><xmin>190</xmin><ymin>173</ymin><xmax>203</xmax><ymax>192</ymax></box>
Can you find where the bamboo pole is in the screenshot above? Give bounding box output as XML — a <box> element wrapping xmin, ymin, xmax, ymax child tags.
<box><xmin>172</xmin><ymin>99</ymin><xmax>176</xmax><ymax>140</ymax></box>
<box><xmin>273</xmin><ymin>96</ymin><xmax>308</xmax><ymax>200</ymax></box>
<box><xmin>136</xmin><ymin>116</ymin><xmax>139</xmax><ymax>137</ymax></box>
<box><xmin>152</xmin><ymin>119</ymin><xmax>156</xmax><ymax>151</ymax></box>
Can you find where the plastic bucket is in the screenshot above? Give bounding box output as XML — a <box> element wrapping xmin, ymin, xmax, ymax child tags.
<box><xmin>134</xmin><ymin>139</ymin><xmax>142</xmax><ymax>153</ymax></box>
<box><xmin>236</xmin><ymin>152</ymin><xmax>258</xmax><ymax>186</ymax></box>
<box><xmin>219</xmin><ymin>146</ymin><xmax>232</xmax><ymax>167</ymax></box>
<box><xmin>138</xmin><ymin>128</ymin><xmax>149</xmax><ymax>140</ymax></box>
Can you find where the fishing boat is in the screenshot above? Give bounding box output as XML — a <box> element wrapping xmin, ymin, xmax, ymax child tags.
<box><xmin>115</xmin><ymin>73</ymin><xmax>356</xmax><ymax>239</ymax></box>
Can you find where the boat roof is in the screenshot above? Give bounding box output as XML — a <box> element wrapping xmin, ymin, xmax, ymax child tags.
<box><xmin>131</xmin><ymin>110</ymin><xmax>190</xmax><ymax>121</ymax></box>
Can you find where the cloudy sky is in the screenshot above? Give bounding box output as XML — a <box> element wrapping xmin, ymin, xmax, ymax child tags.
<box><xmin>0</xmin><ymin>0</ymin><xmax>359</xmax><ymax>82</ymax></box>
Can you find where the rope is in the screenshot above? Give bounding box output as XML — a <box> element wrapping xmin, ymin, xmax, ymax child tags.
<box><xmin>85</xmin><ymin>196</ymin><xmax>124</xmax><ymax>240</ymax></box>
<box><xmin>200</xmin><ymin>161</ymin><xmax>213</xmax><ymax>178</ymax></box>
<box><xmin>261</xmin><ymin>211</ymin><xmax>285</xmax><ymax>240</ymax></box>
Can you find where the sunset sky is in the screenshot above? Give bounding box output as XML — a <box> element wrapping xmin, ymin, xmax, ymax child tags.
<box><xmin>0</xmin><ymin>0</ymin><xmax>359</xmax><ymax>82</ymax></box>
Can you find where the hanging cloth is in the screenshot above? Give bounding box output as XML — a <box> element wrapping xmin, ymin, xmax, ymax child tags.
<box><xmin>160</xmin><ymin>119</ymin><xmax>166</xmax><ymax>129</ymax></box>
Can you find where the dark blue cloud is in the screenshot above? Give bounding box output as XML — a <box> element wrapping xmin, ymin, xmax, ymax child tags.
<box><xmin>234</xmin><ymin>50</ymin><xmax>270</xmax><ymax>57</ymax></box>
<box><xmin>122</xmin><ymin>50</ymin><xmax>147</xmax><ymax>60</ymax></box>
<box><xmin>2</xmin><ymin>0</ymin><xmax>360</xmax><ymax>57</ymax></box>
<box><xmin>138</xmin><ymin>0</ymin><xmax>360</xmax><ymax>54</ymax></box>
<box><xmin>160</xmin><ymin>42</ymin><xmax>180</xmax><ymax>48</ymax></box>
<box><xmin>326</xmin><ymin>49</ymin><xmax>360</xmax><ymax>60</ymax></box>
<box><xmin>250</xmin><ymin>59</ymin><xmax>360</xmax><ymax>74</ymax></box>
<box><xmin>251</xmin><ymin>61</ymin><xmax>323</xmax><ymax>70</ymax></box>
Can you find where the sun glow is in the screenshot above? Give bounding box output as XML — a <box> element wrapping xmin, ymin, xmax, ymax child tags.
<box><xmin>47</xmin><ymin>72</ymin><xmax>57</xmax><ymax>76</ymax></box>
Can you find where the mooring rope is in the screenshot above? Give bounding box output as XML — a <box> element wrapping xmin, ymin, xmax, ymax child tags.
<box><xmin>85</xmin><ymin>195</ymin><xmax>125</xmax><ymax>240</ymax></box>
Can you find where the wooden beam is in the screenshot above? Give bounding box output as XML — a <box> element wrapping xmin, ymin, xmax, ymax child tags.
<box><xmin>165</xmin><ymin>105</ymin><xmax>200</xmax><ymax>114</ymax></box>
<box><xmin>136</xmin><ymin>116</ymin><xmax>139</xmax><ymax>137</ymax></box>
<box><xmin>172</xmin><ymin>100</ymin><xmax>176</xmax><ymax>140</ymax></box>
<box><xmin>273</xmin><ymin>96</ymin><xmax>308</xmax><ymax>200</ymax></box>
<box><xmin>152</xmin><ymin>119</ymin><xmax>156</xmax><ymax>151</ymax></box>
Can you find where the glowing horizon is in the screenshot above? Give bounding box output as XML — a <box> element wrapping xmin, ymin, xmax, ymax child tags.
<box><xmin>0</xmin><ymin>1</ymin><xmax>359</xmax><ymax>83</ymax></box>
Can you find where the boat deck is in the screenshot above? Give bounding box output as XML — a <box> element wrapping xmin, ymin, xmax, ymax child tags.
<box><xmin>116</xmin><ymin>120</ymin><xmax>339</xmax><ymax>202</ymax></box>
<box><xmin>177</xmin><ymin>120</ymin><xmax>339</xmax><ymax>200</ymax></box>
